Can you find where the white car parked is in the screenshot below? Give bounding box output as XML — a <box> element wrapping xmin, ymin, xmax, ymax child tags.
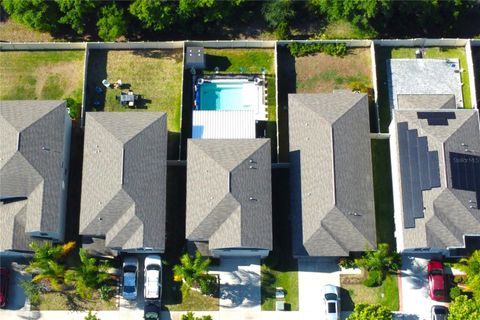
<box><xmin>323</xmin><ymin>284</ymin><xmax>341</xmax><ymax>320</ymax></box>
<box><xmin>144</xmin><ymin>255</ymin><xmax>162</xmax><ymax>301</ymax></box>
<box><xmin>122</xmin><ymin>256</ymin><xmax>139</xmax><ymax>300</ymax></box>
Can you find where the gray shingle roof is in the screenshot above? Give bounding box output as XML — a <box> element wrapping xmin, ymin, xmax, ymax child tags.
<box><xmin>186</xmin><ymin>139</ymin><xmax>272</xmax><ymax>251</ymax></box>
<box><xmin>79</xmin><ymin>112</ymin><xmax>167</xmax><ymax>252</ymax></box>
<box><xmin>391</xmin><ymin>109</ymin><xmax>480</xmax><ymax>250</ymax></box>
<box><xmin>397</xmin><ymin>94</ymin><xmax>456</xmax><ymax>110</ymax></box>
<box><xmin>289</xmin><ymin>92</ymin><xmax>376</xmax><ymax>257</ymax></box>
<box><xmin>1</xmin><ymin>100</ymin><xmax>69</xmax><ymax>251</ymax></box>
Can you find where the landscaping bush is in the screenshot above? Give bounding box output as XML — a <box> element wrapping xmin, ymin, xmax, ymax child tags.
<box><xmin>20</xmin><ymin>280</ymin><xmax>41</xmax><ymax>306</ymax></box>
<box><xmin>98</xmin><ymin>285</ymin><xmax>113</xmax><ymax>301</ymax></box>
<box><xmin>363</xmin><ymin>270</ymin><xmax>384</xmax><ymax>287</ymax></box>
<box><xmin>449</xmin><ymin>286</ymin><xmax>462</xmax><ymax>300</ymax></box>
<box><xmin>181</xmin><ymin>312</ymin><xmax>213</xmax><ymax>320</ymax></box>
<box><xmin>198</xmin><ymin>275</ymin><xmax>217</xmax><ymax>296</ymax></box>
<box><xmin>84</xmin><ymin>310</ymin><xmax>101</xmax><ymax>320</ymax></box>
<box><xmin>339</xmin><ymin>257</ymin><xmax>357</xmax><ymax>269</ymax></box>
<box><xmin>287</xmin><ymin>42</ymin><xmax>348</xmax><ymax>58</ymax></box>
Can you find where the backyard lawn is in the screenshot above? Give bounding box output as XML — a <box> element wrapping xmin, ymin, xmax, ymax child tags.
<box><xmin>0</xmin><ymin>50</ymin><xmax>84</xmax><ymax>114</ymax></box>
<box><xmin>295</xmin><ymin>48</ymin><xmax>372</xmax><ymax>93</ymax></box>
<box><xmin>204</xmin><ymin>48</ymin><xmax>277</xmax><ymax>161</ymax></box>
<box><xmin>341</xmin><ymin>273</ymin><xmax>399</xmax><ymax>311</ymax></box>
<box><xmin>86</xmin><ymin>49</ymin><xmax>183</xmax><ymax>158</ymax></box>
<box><xmin>371</xmin><ymin>139</ymin><xmax>396</xmax><ymax>248</ymax></box>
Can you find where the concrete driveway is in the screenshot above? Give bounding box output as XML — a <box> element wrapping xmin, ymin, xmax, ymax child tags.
<box><xmin>298</xmin><ymin>258</ymin><xmax>341</xmax><ymax>313</ymax></box>
<box><xmin>399</xmin><ymin>255</ymin><xmax>449</xmax><ymax>318</ymax></box>
<box><xmin>210</xmin><ymin>257</ymin><xmax>261</xmax><ymax>311</ymax></box>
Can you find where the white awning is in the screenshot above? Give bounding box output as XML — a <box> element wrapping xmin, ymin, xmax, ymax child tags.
<box><xmin>192</xmin><ymin>110</ymin><xmax>256</xmax><ymax>139</ymax></box>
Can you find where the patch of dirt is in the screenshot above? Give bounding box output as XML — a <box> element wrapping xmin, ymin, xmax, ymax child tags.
<box><xmin>340</xmin><ymin>272</ymin><xmax>366</xmax><ymax>285</ymax></box>
<box><xmin>295</xmin><ymin>48</ymin><xmax>372</xmax><ymax>93</ymax></box>
<box><xmin>35</xmin><ymin>61</ymin><xmax>84</xmax><ymax>98</ymax></box>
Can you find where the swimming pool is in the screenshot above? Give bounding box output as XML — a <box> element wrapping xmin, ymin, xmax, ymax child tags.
<box><xmin>195</xmin><ymin>78</ymin><xmax>266</xmax><ymax>120</ymax></box>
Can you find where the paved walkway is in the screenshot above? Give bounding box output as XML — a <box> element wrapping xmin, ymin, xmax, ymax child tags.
<box><xmin>210</xmin><ymin>257</ymin><xmax>261</xmax><ymax>311</ymax></box>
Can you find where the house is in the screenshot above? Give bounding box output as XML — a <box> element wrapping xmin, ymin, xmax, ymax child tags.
<box><xmin>0</xmin><ymin>100</ymin><xmax>71</xmax><ymax>253</ymax></box>
<box><xmin>79</xmin><ymin>112</ymin><xmax>167</xmax><ymax>256</ymax></box>
<box><xmin>389</xmin><ymin>108</ymin><xmax>480</xmax><ymax>256</ymax></box>
<box><xmin>185</xmin><ymin>139</ymin><xmax>272</xmax><ymax>257</ymax></box>
<box><xmin>289</xmin><ymin>91</ymin><xmax>376</xmax><ymax>257</ymax></box>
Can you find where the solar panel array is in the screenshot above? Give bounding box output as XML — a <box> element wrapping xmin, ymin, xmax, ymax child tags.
<box><xmin>398</xmin><ymin>122</ymin><xmax>441</xmax><ymax>228</ymax></box>
<box><xmin>449</xmin><ymin>152</ymin><xmax>480</xmax><ymax>204</ymax></box>
<box><xmin>417</xmin><ymin>112</ymin><xmax>456</xmax><ymax>126</ymax></box>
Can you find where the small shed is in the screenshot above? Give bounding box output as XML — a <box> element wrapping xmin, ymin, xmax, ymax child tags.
<box><xmin>185</xmin><ymin>47</ymin><xmax>205</xmax><ymax>70</ymax></box>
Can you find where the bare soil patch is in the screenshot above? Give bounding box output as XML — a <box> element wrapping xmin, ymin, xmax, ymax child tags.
<box><xmin>295</xmin><ymin>48</ymin><xmax>372</xmax><ymax>93</ymax></box>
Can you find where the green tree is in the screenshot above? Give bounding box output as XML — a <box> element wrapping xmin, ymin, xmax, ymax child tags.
<box><xmin>96</xmin><ymin>3</ymin><xmax>126</xmax><ymax>41</ymax></box>
<box><xmin>173</xmin><ymin>251</ymin><xmax>211</xmax><ymax>297</ymax></box>
<box><xmin>65</xmin><ymin>248</ymin><xmax>111</xmax><ymax>299</ymax></box>
<box><xmin>262</xmin><ymin>0</ymin><xmax>295</xmax><ymax>39</ymax></box>
<box><xmin>3</xmin><ymin>0</ymin><xmax>61</xmax><ymax>32</ymax></box>
<box><xmin>454</xmin><ymin>250</ymin><xmax>480</xmax><ymax>300</ymax></box>
<box><xmin>347</xmin><ymin>303</ymin><xmax>393</xmax><ymax>320</ymax></box>
<box><xmin>353</xmin><ymin>243</ymin><xmax>400</xmax><ymax>287</ymax></box>
<box><xmin>129</xmin><ymin>0</ymin><xmax>177</xmax><ymax>32</ymax></box>
<box><xmin>25</xmin><ymin>241</ymin><xmax>75</xmax><ymax>290</ymax></box>
<box><xmin>55</xmin><ymin>0</ymin><xmax>97</xmax><ymax>35</ymax></box>
<box><xmin>448</xmin><ymin>295</ymin><xmax>480</xmax><ymax>320</ymax></box>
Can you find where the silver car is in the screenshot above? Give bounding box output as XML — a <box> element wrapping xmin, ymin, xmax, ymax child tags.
<box><xmin>323</xmin><ymin>284</ymin><xmax>341</xmax><ymax>320</ymax></box>
<box><xmin>122</xmin><ymin>256</ymin><xmax>139</xmax><ymax>300</ymax></box>
<box><xmin>144</xmin><ymin>255</ymin><xmax>162</xmax><ymax>301</ymax></box>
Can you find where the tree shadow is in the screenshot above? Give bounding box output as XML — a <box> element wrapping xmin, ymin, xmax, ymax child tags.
<box><xmin>340</xmin><ymin>287</ymin><xmax>355</xmax><ymax>311</ymax></box>
<box><xmin>205</xmin><ymin>54</ymin><xmax>232</xmax><ymax>71</ymax></box>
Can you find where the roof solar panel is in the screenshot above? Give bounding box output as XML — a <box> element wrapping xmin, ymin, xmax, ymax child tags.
<box><xmin>449</xmin><ymin>152</ymin><xmax>480</xmax><ymax>203</ymax></box>
<box><xmin>417</xmin><ymin>137</ymin><xmax>430</xmax><ymax>189</ymax></box>
<box><xmin>428</xmin><ymin>151</ymin><xmax>441</xmax><ymax>188</ymax></box>
<box><xmin>417</xmin><ymin>112</ymin><xmax>456</xmax><ymax>126</ymax></box>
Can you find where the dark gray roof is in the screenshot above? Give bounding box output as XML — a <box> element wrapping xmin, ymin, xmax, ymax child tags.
<box><xmin>397</xmin><ymin>94</ymin><xmax>456</xmax><ymax>110</ymax></box>
<box><xmin>289</xmin><ymin>92</ymin><xmax>376</xmax><ymax>257</ymax></box>
<box><xmin>1</xmin><ymin>100</ymin><xmax>69</xmax><ymax>251</ymax></box>
<box><xmin>391</xmin><ymin>109</ymin><xmax>480</xmax><ymax>250</ymax></box>
<box><xmin>79</xmin><ymin>112</ymin><xmax>167</xmax><ymax>252</ymax></box>
<box><xmin>186</xmin><ymin>139</ymin><xmax>272</xmax><ymax>251</ymax></box>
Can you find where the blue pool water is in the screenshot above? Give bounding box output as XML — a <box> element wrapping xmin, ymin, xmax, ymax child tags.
<box><xmin>198</xmin><ymin>81</ymin><xmax>256</xmax><ymax>111</ymax></box>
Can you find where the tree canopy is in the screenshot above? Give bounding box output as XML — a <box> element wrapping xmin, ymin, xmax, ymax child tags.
<box><xmin>347</xmin><ymin>303</ymin><xmax>393</xmax><ymax>320</ymax></box>
<box><xmin>448</xmin><ymin>295</ymin><xmax>480</xmax><ymax>320</ymax></box>
<box><xmin>97</xmin><ymin>3</ymin><xmax>127</xmax><ymax>41</ymax></box>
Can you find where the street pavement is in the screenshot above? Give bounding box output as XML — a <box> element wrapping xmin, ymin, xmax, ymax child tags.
<box><xmin>210</xmin><ymin>257</ymin><xmax>261</xmax><ymax>311</ymax></box>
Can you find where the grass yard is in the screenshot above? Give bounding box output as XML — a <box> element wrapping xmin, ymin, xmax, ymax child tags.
<box><xmin>33</xmin><ymin>288</ymin><xmax>117</xmax><ymax>311</ymax></box>
<box><xmin>474</xmin><ymin>46</ymin><xmax>480</xmax><ymax>106</ymax></box>
<box><xmin>295</xmin><ymin>48</ymin><xmax>372</xmax><ymax>93</ymax></box>
<box><xmin>0</xmin><ymin>19</ymin><xmax>54</xmax><ymax>42</ymax></box>
<box><xmin>204</xmin><ymin>48</ymin><xmax>278</xmax><ymax>161</ymax></box>
<box><xmin>0</xmin><ymin>50</ymin><xmax>84</xmax><ymax>106</ymax></box>
<box><xmin>261</xmin><ymin>169</ymin><xmax>299</xmax><ymax>311</ymax></box>
<box><xmin>341</xmin><ymin>273</ymin><xmax>399</xmax><ymax>311</ymax></box>
<box><xmin>261</xmin><ymin>263</ymin><xmax>298</xmax><ymax>311</ymax></box>
<box><xmin>371</xmin><ymin>139</ymin><xmax>396</xmax><ymax>248</ymax></box>
<box><xmin>163</xmin><ymin>290</ymin><xmax>218</xmax><ymax>312</ymax></box>
<box><xmin>86</xmin><ymin>50</ymin><xmax>183</xmax><ymax>158</ymax></box>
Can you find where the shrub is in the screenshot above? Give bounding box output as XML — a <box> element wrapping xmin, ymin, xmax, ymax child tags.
<box><xmin>181</xmin><ymin>312</ymin><xmax>213</xmax><ymax>320</ymax></box>
<box><xmin>363</xmin><ymin>270</ymin><xmax>384</xmax><ymax>287</ymax></box>
<box><xmin>339</xmin><ymin>257</ymin><xmax>357</xmax><ymax>269</ymax></box>
<box><xmin>449</xmin><ymin>286</ymin><xmax>462</xmax><ymax>300</ymax></box>
<box><xmin>287</xmin><ymin>42</ymin><xmax>348</xmax><ymax>57</ymax></box>
<box><xmin>65</xmin><ymin>97</ymin><xmax>81</xmax><ymax>120</ymax></box>
<box><xmin>84</xmin><ymin>310</ymin><xmax>101</xmax><ymax>320</ymax></box>
<box><xmin>98</xmin><ymin>285</ymin><xmax>113</xmax><ymax>301</ymax></box>
<box><xmin>20</xmin><ymin>280</ymin><xmax>41</xmax><ymax>306</ymax></box>
<box><xmin>275</xmin><ymin>22</ymin><xmax>290</xmax><ymax>40</ymax></box>
<box><xmin>198</xmin><ymin>275</ymin><xmax>217</xmax><ymax>296</ymax></box>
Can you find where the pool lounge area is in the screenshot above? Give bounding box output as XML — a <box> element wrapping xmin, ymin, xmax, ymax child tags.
<box><xmin>194</xmin><ymin>76</ymin><xmax>267</xmax><ymax>120</ymax></box>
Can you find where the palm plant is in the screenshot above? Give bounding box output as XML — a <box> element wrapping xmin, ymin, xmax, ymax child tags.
<box><xmin>173</xmin><ymin>251</ymin><xmax>211</xmax><ymax>297</ymax></box>
<box><xmin>65</xmin><ymin>248</ymin><xmax>111</xmax><ymax>299</ymax></box>
<box><xmin>25</xmin><ymin>241</ymin><xmax>75</xmax><ymax>290</ymax></box>
<box><xmin>454</xmin><ymin>250</ymin><xmax>480</xmax><ymax>300</ymax></box>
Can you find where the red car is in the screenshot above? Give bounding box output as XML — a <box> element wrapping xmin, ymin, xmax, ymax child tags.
<box><xmin>0</xmin><ymin>268</ymin><xmax>9</xmax><ymax>308</ymax></box>
<box><xmin>428</xmin><ymin>260</ymin><xmax>446</xmax><ymax>301</ymax></box>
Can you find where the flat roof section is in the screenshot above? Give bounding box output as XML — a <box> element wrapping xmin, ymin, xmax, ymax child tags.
<box><xmin>192</xmin><ymin>110</ymin><xmax>256</xmax><ymax>139</ymax></box>
<box><xmin>387</xmin><ymin>59</ymin><xmax>464</xmax><ymax>109</ymax></box>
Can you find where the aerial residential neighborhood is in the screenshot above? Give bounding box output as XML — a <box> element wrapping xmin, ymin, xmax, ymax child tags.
<box><xmin>1</xmin><ymin>2</ymin><xmax>480</xmax><ymax>320</ymax></box>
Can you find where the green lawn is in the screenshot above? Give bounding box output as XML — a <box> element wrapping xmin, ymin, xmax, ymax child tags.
<box><xmin>390</xmin><ymin>47</ymin><xmax>472</xmax><ymax>109</ymax></box>
<box><xmin>371</xmin><ymin>139</ymin><xmax>396</xmax><ymax>248</ymax></box>
<box><xmin>261</xmin><ymin>263</ymin><xmax>299</xmax><ymax>311</ymax></box>
<box><xmin>341</xmin><ymin>273</ymin><xmax>399</xmax><ymax>311</ymax></box>
<box><xmin>0</xmin><ymin>50</ymin><xmax>84</xmax><ymax>117</ymax></box>
<box><xmin>86</xmin><ymin>50</ymin><xmax>183</xmax><ymax>158</ymax></box>
<box><xmin>163</xmin><ymin>289</ymin><xmax>218</xmax><ymax>312</ymax></box>
<box><xmin>33</xmin><ymin>288</ymin><xmax>117</xmax><ymax>311</ymax></box>
<box><xmin>204</xmin><ymin>48</ymin><xmax>277</xmax><ymax>161</ymax></box>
